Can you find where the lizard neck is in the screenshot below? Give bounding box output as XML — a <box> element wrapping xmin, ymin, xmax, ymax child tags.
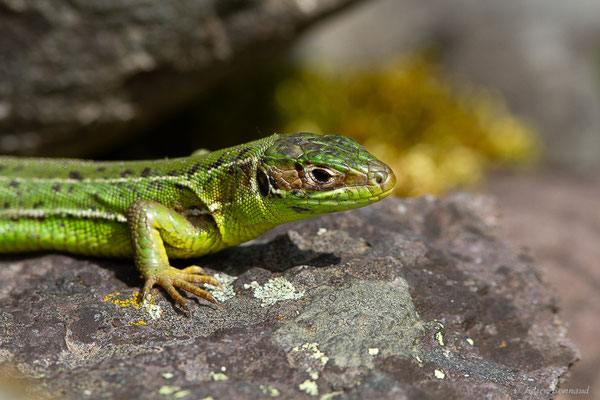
<box><xmin>192</xmin><ymin>135</ymin><xmax>281</xmax><ymax>248</ymax></box>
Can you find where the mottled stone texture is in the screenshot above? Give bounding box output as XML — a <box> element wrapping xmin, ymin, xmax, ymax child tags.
<box><xmin>0</xmin><ymin>195</ymin><xmax>578</xmax><ymax>399</ymax></box>
<box><xmin>0</xmin><ymin>0</ymin><xmax>358</xmax><ymax>156</ymax></box>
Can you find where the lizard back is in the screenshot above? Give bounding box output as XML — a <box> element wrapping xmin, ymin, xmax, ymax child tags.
<box><xmin>0</xmin><ymin>135</ymin><xmax>276</xmax><ymax>255</ymax></box>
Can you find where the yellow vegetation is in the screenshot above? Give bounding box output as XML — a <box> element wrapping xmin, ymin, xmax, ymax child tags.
<box><xmin>275</xmin><ymin>56</ymin><xmax>539</xmax><ymax>196</ymax></box>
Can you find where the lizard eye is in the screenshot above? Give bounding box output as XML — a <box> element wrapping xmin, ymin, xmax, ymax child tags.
<box><xmin>310</xmin><ymin>168</ymin><xmax>332</xmax><ymax>184</ymax></box>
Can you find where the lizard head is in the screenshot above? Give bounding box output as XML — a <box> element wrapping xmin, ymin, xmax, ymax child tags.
<box><xmin>257</xmin><ymin>133</ymin><xmax>395</xmax><ymax>217</ymax></box>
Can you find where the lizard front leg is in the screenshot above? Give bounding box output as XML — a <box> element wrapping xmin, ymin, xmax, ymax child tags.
<box><xmin>126</xmin><ymin>200</ymin><xmax>222</xmax><ymax>310</ymax></box>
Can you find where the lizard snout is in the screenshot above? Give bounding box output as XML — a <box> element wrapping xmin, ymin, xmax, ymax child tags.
<box><xmin>368</xmin><ymin>161</ymin><xmax>396</xmax><ymax>193</ymax></box>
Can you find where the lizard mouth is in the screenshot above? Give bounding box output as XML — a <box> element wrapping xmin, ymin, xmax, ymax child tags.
<box><xmin>302</xmin><ymin>184</ymin><xmax>395</xmax><ymax>207</ymax></box>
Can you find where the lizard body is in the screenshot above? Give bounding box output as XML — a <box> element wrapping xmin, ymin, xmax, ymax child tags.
<box><xmin>0</xmin><ymin>133</ymin><xmax>395</xmax><ymax>309</ymax></box>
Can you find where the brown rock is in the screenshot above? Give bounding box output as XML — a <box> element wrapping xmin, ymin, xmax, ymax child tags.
<box><xmin>0</xmin><ymin>195</ymin><xmax>578</xmax><ymax>399</ymax></box>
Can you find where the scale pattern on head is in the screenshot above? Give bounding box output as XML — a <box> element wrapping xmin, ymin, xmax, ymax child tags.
<box><xmin>257</xmin><ymin>133</ymin><xmax>396</xmax><ymax>218</ymax></box>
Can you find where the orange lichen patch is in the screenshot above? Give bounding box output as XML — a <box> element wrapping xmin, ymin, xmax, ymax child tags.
<box><xmin>102</xmin><ymin>291</ymin><xmax>162</xmax><ymax>322</ymax></box>
<box><xmin>103</xmin><ymin>291</ymin><xmax>137</xmax><ymax>308</ymax></box>
<box><xmin>102</xmin><ymin>291</ymin><xmax>163</xmax><ymax>321</ymax></box>
<box><xmin>102</xmin><ymin>291</ymin><xmax>158</xmax><ymax>310</ymax></box>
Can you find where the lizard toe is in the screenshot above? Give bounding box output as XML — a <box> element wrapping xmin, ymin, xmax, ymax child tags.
<box><xmin>157</xmin><ymin>277</ymin><xmax>189</xmax><ymax>310</ymax></box>
<box><xmin>179</xmin><ymin>265</ymin><xmax>223</xmax><ymax>289</ymax></box>
<box><xmin>141</xmin><ymin>276</ymin><xmax>157</xmax><ymax>303</ymax></box>
<box><xmin>173</xmin><ymin>279</ymin><xmax>219</xmax><ymax>305</ymax></box>
<box><xmin>181</xmin><ymin>265</ymin><xmax>206</xmax><ymax>274</ymax></box>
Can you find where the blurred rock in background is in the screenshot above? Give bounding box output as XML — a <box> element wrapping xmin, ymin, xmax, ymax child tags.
<box><xmin>0</xmin><ymin>0</ymin><xmax>361</xmax><ymax>156</ymax></box>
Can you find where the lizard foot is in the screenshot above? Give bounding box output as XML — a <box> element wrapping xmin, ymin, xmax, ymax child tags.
<box><xmin>141</xmin><ymin>265</ymin><xmax>223</xmax><ymax>311</ymax></box>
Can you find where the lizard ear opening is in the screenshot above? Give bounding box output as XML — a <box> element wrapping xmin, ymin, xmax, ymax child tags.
<box><xmin>257</xmin><ymin>169</ymin><xmax>270</xmax><ymax>197</ymax></box>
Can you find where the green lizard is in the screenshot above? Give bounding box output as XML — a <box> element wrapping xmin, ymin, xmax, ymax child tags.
<box><xmin>0</xmin><ymin>133</ymin><xmax>395</xmax><ymax>310</ymax></box>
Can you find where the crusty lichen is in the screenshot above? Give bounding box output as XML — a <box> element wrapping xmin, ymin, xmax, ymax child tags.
<box><xmin>244</xmin><ymin>276</ymin><xmax>305</xmax><ymax>307</ymax></box>
<box><xmin>205</xmin><ymin>273</ymin><xmax>237</xmax><ymax>302</ymax></box>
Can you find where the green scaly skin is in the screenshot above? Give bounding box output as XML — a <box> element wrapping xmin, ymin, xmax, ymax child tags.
<box><xmin>0</xmin><ymin>133</ymin><xmax>396</xmax><ymax>310</ymax></box>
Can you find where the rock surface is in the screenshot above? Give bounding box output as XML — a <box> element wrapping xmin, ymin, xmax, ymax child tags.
<box><xmin>483</xmin><ymin>171</ymin><xmax>600</xmax><ymax>399</ymax></box>
<box><xmin>0</xmin><ymin>0</ymin><xmax>359</xmax><ymax>156</ymax></box>
<box><xmin>0</xmin><ymin>195</ymin><xmax>578</xmax><ymax>399</ymax></box>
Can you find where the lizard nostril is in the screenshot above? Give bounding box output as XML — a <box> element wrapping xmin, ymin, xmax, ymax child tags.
<box><xmin>369</xmin><ymin>170</ymin><xmax>387</xmax><ymax>185</ymax></box>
